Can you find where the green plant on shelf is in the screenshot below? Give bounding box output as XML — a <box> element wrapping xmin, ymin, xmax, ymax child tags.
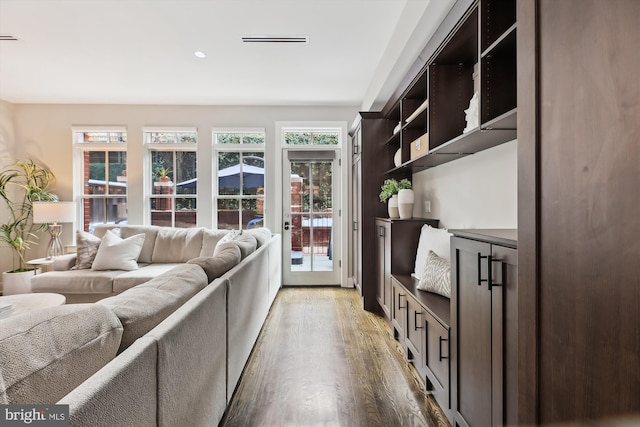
<box><xmin>379</xmin><ymin>178</ymin><xmax>411</xmax><ymax>203</ymax></box>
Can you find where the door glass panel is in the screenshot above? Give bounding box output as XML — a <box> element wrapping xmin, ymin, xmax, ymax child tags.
<box><xmin>289</xmin><ymin>160</ymin><xmax>333</xmax><ymax>272</ymax></box>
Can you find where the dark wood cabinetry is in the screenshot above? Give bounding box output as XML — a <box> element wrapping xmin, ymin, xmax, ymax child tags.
<box><xmin>375</xmin><ymin>218</ymin><xmax>438</xmax><ymax>318</ymax></box>
<box><xmin>450</xmin><ymin>229</ymin><xmax>517</xmax><ymax>427</ymax></box>
<box><xmin>518</xmin><ymin>0</ymin><xmax>640</xmax><ymax>423</ymax></box>
<box><xmin>380</xmin><ymin>0</ymin><xmax>517</xmax><ymax>174</ymax></box>
<box><xmin>349</xmin><ymin>113</ymin><xmax>390</xmax><ymax>313</ymax></box>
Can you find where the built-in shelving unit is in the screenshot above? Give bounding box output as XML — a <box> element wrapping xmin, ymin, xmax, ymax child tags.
<box><xmin>380</xmin><ymin>0</ymin><xmax>517</xmax><ymax>174</ymax></box>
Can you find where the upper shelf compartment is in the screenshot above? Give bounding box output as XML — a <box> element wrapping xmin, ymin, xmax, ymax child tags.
<box><xmin>481</xmin><ymin>0</ymin><xmax>516</xmax><ymax>53</ymax></box>
<box><xmin>429</xmin><ymin>6</ymin><xmax>478</xmax><ymax>151</ymax></box>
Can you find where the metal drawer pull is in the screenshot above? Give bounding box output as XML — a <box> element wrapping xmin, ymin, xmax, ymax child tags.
<box><xmin>397</xmin><ymin>293</ymin><xmax>406</xmax><ymax>310</ymax></box>
<box><xmin>439</xmin><ymin>336</ymin><xmax>448</xmax><ymax>361</ymax></box>
<box><xmin>414</xmin><ymin>311</ymin><xmax>423</xmax><ymax>330</ymax></box>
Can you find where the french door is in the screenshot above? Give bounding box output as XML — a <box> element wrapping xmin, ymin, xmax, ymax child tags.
<box><xmin>282</xmin><ymin>150</ymin><xmax>341</xmax><ymax>285</ymax></box>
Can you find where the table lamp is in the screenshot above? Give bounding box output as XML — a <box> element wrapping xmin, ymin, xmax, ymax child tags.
<box><xmin>33</xmin><ymin>201</ymin><xmax>76</xmax><ymax>259</ymax></box>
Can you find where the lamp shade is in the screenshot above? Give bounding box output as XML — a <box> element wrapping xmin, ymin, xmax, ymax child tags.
<box><xmin>33</xmin><ymin>201</ymin><xmax>76</xmax><ymax>224</ymax></box>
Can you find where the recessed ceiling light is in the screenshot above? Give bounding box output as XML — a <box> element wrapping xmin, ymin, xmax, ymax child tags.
<box><xmin>194</xmin><ymin>51</ymin><xmax>206</xmax><ymax>58</ymax></box>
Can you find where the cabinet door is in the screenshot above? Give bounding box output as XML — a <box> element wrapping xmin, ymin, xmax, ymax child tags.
<box><xmin>391</xmin><ymin>278</ymin><xmax>407</xmax><ymax>344</ymax></box>
<box><xmin>406</xmin><ymin>294</ymin><xmax>425</xmax><ymax>374</ymax></box>
<box><xmin>375</xmin><ymin>221</ymin><xmax>391</xmax><ymax>318</ymax></box>
<box><xmin>491</xmin><ymin>244</ymin><xmax>518</xmax><ymax>426</ymax></box>
<box><xmin>452</xmin><ymin>236</ymin><xmax>492</xmax><ymax>427</ymax></box>
<box><xmin>425</xmin><ymin>312</ymin><xmax>450</xmax><ymax>416</ymax></box>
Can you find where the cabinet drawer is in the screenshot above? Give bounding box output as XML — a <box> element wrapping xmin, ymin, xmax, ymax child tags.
<box><xmin>391</xmin><ymin>279</ymin><xmax>407</xmax><ymax>343</ymax></box>
<box><xmin>425</xmin><ymin>313</ymin><xmax>449</xmax><ymax>409</ymax></box>
<box><xmin>406</xmin><ymin>295</ymin><xmax>425</xmax><ymax>368</ymax></box>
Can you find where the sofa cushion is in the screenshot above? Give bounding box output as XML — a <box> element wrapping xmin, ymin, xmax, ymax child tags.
<box><xmin>200</xmin><ymin>229</ymin><xmax>230</xmax><ymax>257</ymax></box>
<box><xmin>0</xmin><ymin>304</ymin><xmax>123</xmax><ymax>404</ymax></box>
<box><xmin>188</xmin><ymin>244</ymin><xmax>241</xmax><ymax>282</ymax></box>
<box><xmin>98</xmin><ymin>264</ymin><xmax>208</xmax><ymax>352</ymax></box>
<box><xmin>31</xmin><ymin>269</ymin><xmax>123</xmax><ymax>295</ymax></box>
<box><xmin>151</xmin><ymin>228</ymin><xmax>204</xmax><ymax>263</ymax></box>
<box><xmin>92</xmin><ymin>230</ymin><xmax>145</xmax><ymax>271</ymax></box>
<box><xmin>112</xmin><ymin>263</ymin><xmax>183</xmax><ymax>294</ymax></box>
<box><xmin>245</xmin><ymin>227</ymin><xmax>272</xmax><ymax>248</ymax></box>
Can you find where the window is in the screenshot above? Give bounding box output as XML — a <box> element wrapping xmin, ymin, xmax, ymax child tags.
<box><xmin>284</xmin><ymin>130</ymin><xmax>340</xmax><ymax>145</ymax></box>
<box><xmin>73</xmin><ymin>128</ymin><xmax>127</xmax><ymax>232</ymax></box>
<box><xmin>213</xmin><ymin>129</ymin><xmax>265</xmax><ymax>230</ymax></box>
<box><xmin>145</xmin><ymin>129</ymin><xmax>198</xmax><ymax>228</ymax></box>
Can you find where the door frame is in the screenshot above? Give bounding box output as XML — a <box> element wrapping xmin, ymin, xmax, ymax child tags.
<box><xmin>275</xmin><ymin>121</ymin><xmax>349</xmax><ymax>287</ymax></box>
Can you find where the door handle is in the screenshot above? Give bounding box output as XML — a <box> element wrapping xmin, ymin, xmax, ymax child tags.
<box><xmin>284</xmin><ymin>221</ymin><xmax>290</xmax><ymax>231</ymax></box>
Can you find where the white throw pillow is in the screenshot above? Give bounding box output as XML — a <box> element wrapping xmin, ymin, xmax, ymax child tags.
<box><xmin>417</xmin><ymin>250</ymin><xmax>451</xmax><ymax>298</ymax></box>
<box><xmin>413</xmin><ymin>225</ymin><xmax>452</xmax><ymax>280</ymax></box>
<box><xmin>214</xmin><ymin>229</ymin><xmax>242</xmax><ymax>252</ymax></box>
<box><xmin>91</xmin><ymin>230</ymin><xmax>145</xmax><ymax>271</ymax></box>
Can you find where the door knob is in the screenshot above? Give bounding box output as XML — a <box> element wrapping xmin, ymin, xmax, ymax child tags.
<box><xmin>284</xmin><ymin>221</ymin><xmax>290</xmax><ymax>231</ymax></box>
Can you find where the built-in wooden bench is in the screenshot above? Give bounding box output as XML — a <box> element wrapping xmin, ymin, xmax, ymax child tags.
<box><xmin>390</xmin><ymin>274</ymin><xmax>451</xmax><ymax>423</ymax></box>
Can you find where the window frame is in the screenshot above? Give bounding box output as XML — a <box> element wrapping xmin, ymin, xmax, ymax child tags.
<box><xmin>144</xmin><ymin>127</ymin><xmax>199</xmax><ymax>228</ymax></box>
<box><xmin>212</xmin><ymin>128</ymin><xmax>266</xmax><ymax>230</ymax></box>
<box><xmin>73</xmin><ymin>126</ymin><xmax>128</xmax><ymax>232</ymax></box>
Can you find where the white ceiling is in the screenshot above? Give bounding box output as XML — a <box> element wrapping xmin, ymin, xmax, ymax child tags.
<box><xmin>0</xmin><ymin>0</ymin><xmax>453</xmax><ymax>108</ymax></box>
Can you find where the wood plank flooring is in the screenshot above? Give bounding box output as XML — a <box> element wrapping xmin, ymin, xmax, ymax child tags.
<box><xmin>220</xmin><ymin>287</ymin><xmax>449</xmax><ymax>427</ymax></box>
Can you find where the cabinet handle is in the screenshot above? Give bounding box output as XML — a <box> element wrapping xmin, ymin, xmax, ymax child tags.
<box><xmin>353</xmin><ymin>221</ymin><xmax>358</xmax><ymax>231</ymax></box>
<box><xmin>478</xmin><ymin>253</ymin><xmax>498</xmax><ymax>290</ymax></box>
<box><xmin>397</xmin><ymin>293</ymin><xmax>406</xmax><ymax>310</ymax></box>
<box><xmin>379</xmin><ymin>226</ymin><xmax>385</xmax><ymax>237</ymax></box>
<box><xmin>414</xmin><ymin>311</ymin><xmax>423</xmax><ymax>330</ymax></box>
<box><xmin>439</xmin><ymin>336</ymin><xmax>448</xmax><ymax>361</ymax></box>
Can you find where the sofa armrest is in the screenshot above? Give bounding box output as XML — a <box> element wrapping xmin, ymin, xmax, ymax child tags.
<box><xmin>53</xmin><ymin>254</ymin><xmax>77</xmax><ymax>271</ymax></box>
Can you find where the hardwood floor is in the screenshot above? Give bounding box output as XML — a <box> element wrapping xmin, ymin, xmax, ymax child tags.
<box><xmin>220</xmin><ymin>287</ymin><xmax>449</xmax><ymax>427</ymax></box>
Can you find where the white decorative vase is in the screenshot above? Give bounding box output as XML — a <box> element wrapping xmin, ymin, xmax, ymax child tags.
<box><xmin>2</xmin><ymin>269</ymin><xmax>40</xmax><ymax>295</ymax></box>
<box><xmin>398</xmin><ymin>189</ymin><xmax>414</xmax><ymax>219</ymax></box>
<box><xmin>388</xmin><ymin>195</ymin><xmax>399</xmax><ymax>219</ymax></box>
<box><xmin>394</xmin><ymin>149</ymin><xmax>402</xmax><ymax>167</ymax></box>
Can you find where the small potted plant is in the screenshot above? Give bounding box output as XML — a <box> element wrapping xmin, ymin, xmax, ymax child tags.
<box><xmin>379</xmin><ymin>178</ymin><xmax>412</xmax><ymax>219</ymax></box>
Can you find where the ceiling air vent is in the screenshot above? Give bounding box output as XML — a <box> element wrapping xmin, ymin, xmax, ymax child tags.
<box><xmin>242</xmin><ymin>36</ymin><xmax>309</xmax><ymax>44</ymax></box>
<box><xmin>0</xmin><ymin>34</ymin><xmax>18</xmax><ymax>41</ymax></box>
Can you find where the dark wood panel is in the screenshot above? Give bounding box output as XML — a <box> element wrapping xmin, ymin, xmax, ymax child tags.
<box><xmin>515</xmin><ymin>0</ymin><xmax>539</xmax><ymax>424</ymax></box>
<box><xmin>359</xmin><ymin>113</ymin><xmax>389</xmax><ymax>313</ymax></box>
<box><xmin>537</xmin><ymin>0</ymin><xmax>640</xmax><ymax>423</ymax></box>
<box><xmin>220</xmin><ymin>287</ymin><xmax>449</xmax><ymax>427</ymax></box>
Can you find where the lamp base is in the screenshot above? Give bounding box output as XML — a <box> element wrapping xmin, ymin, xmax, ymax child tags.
<box><xmin>46</xmin><ymin>224</ymin><xmax>64</xmax><ymax>259</ymax></box>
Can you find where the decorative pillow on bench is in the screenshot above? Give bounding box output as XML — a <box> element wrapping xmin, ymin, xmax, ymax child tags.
<box><xmin>417</xmin><ymin>250</ymin><xmax>451</xmax><ymax>298</ymax></box>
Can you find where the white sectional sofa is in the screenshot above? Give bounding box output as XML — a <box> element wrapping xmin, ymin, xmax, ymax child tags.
<box><xmin>0</xmin><ymin>225</ymin><xmax>282</xmax><ymax>427</ymax></box>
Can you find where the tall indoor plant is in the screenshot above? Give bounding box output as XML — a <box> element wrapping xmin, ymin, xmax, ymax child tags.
<box><xmin>0</xmin><ymin>159</ymin><xmax>58</xmax><ymax>273</ymax></box>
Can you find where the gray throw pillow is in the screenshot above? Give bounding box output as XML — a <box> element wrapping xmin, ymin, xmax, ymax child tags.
<box><xmin>188</xmin><ymin>244</ymin><xmax>241</xmax><ymax>282</ymax></box>
<box><xmin>72</xmin><ymin>230</ymin><xmax>101</xmax><ymax>270</ymax></box>
<box><xmin>417</xmin><ymin>250</ymin><xmax>451</xmax><ymax>298</ymax></box>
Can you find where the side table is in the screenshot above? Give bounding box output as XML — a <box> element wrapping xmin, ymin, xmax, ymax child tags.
<box><xmin>26</xmin><ymin>257</ymin><xmax>54</xmax><ymax>275</ymax></box>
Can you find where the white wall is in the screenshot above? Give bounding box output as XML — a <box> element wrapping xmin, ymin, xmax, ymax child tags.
<box><xmin>8</xmin><ymin>102</ymin><xmax>357</xmax><ymax>258</ymax></box>
<box><xmin>0</xmin><ymin>100</ymin><xmax>16</xmax><ymax>282</ymax></box>
<box><xmin>411</xmin><ymin>139</ymin><xmax>517</xmax><ymax>230</ymax></box>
